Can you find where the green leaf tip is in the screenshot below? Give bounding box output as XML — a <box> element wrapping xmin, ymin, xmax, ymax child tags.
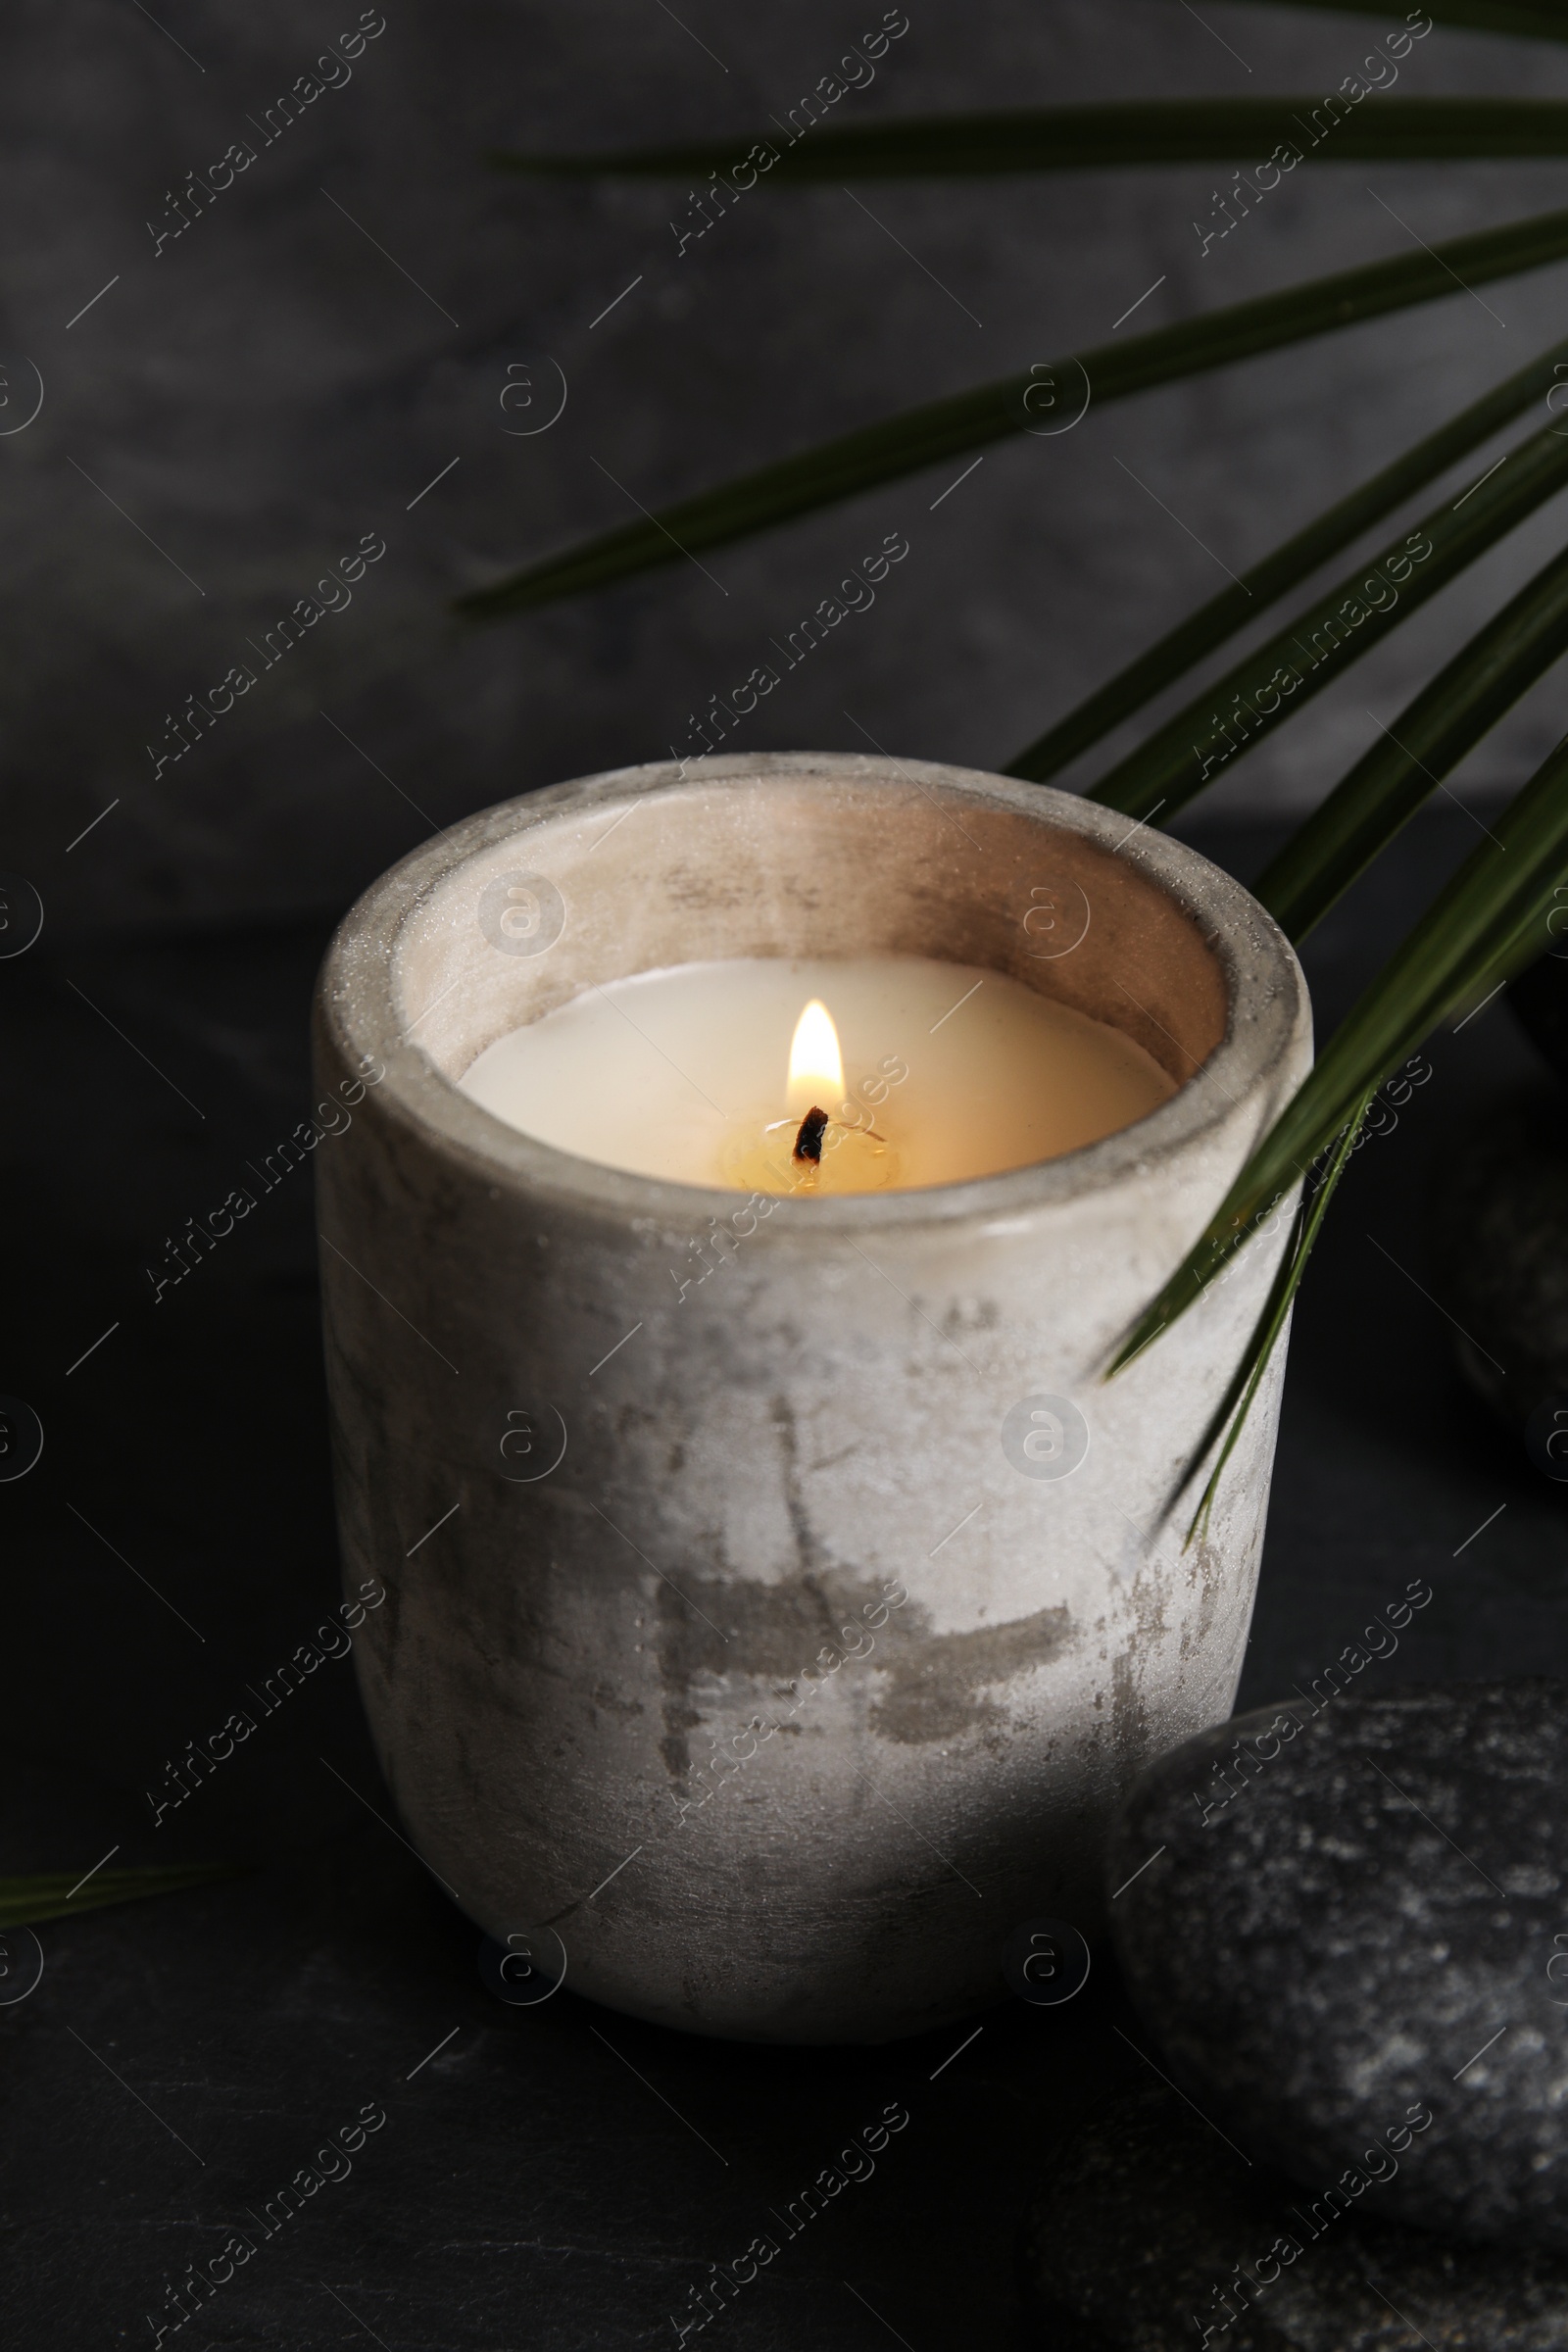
<box><xmin>0</xmin><ymin>1862</ymin><xmax>239</xmax><ymax>1931</ymax></box>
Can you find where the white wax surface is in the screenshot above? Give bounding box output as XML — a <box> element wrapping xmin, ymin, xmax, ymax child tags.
<box><xmin>458</xmin><ymin>956</ymin><xmax>1176</xmax><ymax>1191</ymax></box>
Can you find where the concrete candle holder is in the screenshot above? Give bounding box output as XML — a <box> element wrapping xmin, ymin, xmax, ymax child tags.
<box><xmin>313</xmin><ymin>751</ymin><xmax>1310</xmax><ymax>2042</ymax></box>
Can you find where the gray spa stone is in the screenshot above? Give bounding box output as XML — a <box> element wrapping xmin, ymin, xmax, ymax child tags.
<box><xmin>1106</xmin><ymin>1681</ymin><xmax>1568</xmax><ymax>2248</ymax></box>
<box><xmin>1023</xmin><ymin>2082</ymin><xmax>1568</xmax><ymax>2350</ymax></box>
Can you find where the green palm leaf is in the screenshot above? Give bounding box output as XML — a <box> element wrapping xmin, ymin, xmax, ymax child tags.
<box><xmin>456</xmin><ymin>204</ymin><xmax>1568</xmax><ymax>619</ymax></box>
<box><xmin>0</xmin><ymin>1863</ymin><xmax>234</xmax><ymax>1931</ymax></box>
<box><xmin>479</xmin><ymin>0</ymin><xmax>1568</xmax><ymax>1481</ymax></box>
<box><xmin>1010</xmin><ymin>334</ymin><xmax>1568</xmax><ymax>785</ymax></box>
<box><xmin>1108</xmin><ymin>727</ymin><xmax>1568</xmax><ymax>1374</ymax></box>
<box><xmin>1076</xmin><ymin>418</ymin><xmax>1568</xmax><ymax>821</ymax></box>
<box><xmin>491</xmin><ymin>100</ymin><xmax>1568</xmax><ymax>180</ymax></box>
<box><xmin>1257</xmin><ymin>535</ymin><xmax>1568</xmax><ymax>941</ymax></box>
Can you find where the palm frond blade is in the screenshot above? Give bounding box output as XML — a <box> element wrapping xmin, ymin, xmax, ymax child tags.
<box><xmin>456</xmin><ymin>207</ymin><xmax>1568</xmax><ymax>619</ymax></box>
<box><xmin>1080</xmin><ymin>420</ymin><xmax>1568</xmax><ymax>822</ymax></box>
<box><xmin>0</xmin><ymin>1863</ymin><xmax>235</xmax><ymax>1930</ymax></box>
<box><xmin>1228</xmin><ymin>1</ymin><xmax>1568</xmax><ymax>44</ymax></box>
<box><xmin>1009</xmin><ymin>334</ymin><xmax>1568</xmax><ymax>785</ymax></box>
<box><xmin>491</xmin><ymin>101</ymin><xmax>1568</xmax><ymax>180</ymax></box>
<box><xmin>1257</xmin><ymin>538</ymin><xmax>1568</xmax><ymax>941</ymax></box>
<box><xmin>1111</xmin><ymin>732</ymin><xmax>1568</xmax><ymax>1371</ymax></box>
<box><xmin>1180</xmin><ymin>1095</ymin><xmax>1371</xmax><ymax>1547</ymax></box>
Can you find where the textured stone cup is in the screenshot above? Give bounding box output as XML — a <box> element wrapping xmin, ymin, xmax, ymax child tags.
<box><xmin>313</xmin><ymin>751</ymin><xmax>1310</xmax><ymax>2043</ymax></box>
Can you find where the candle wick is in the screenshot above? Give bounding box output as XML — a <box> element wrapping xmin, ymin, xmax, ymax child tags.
<box><xmin>793</xmin><ymin>1106</ymin><xmax>829</xmax><ymax>1164</ymax></box>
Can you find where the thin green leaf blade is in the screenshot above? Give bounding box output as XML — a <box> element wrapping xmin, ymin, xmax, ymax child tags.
<box><xmin>1180</xmin><ymin>1090</ymin><xmax>1372</xmax><ymax>1546</ymax></box>
<box><xmin>1230</xmin><ymin>1</ymin><xmax>1568</xmax><ymax>43</ymax></box>
<box><xmin>1111</xmin><ymin>728</ymin><xmax>1568</xmax><ymax>1367</ymax></box>
<box><xmin>1009</xmin><ymin>332</ymin><xmax>1568</xmax><ymax>785</ymax></box>
<box><xmin>491</xmin><ymin>101</ymin><xmax>1568</xmax><ymax>180</ymax></box>
<box><xmin>0</xmin><ymin>1863</ymin><xmax>235</xmax><ymax>1930</ymax></box>
<box><xmin>1171</xmin><ymin>1194</ymin><xmax>1309</xmax><ymax>1519</ymax></box>
<box><xmin>1081</xmin><ymin>419</ymin><xmax>1568</xmax><ymax>822</ymax></box>
<box><xmin>456</xmin><ymin>205</ymin><xmax>1568</xmax><ymax>619</ymax></box>
<box><xmin>1257</xmin><ymin>536</ymin><xmax>1568</xmax><ymax>942</ymax></box>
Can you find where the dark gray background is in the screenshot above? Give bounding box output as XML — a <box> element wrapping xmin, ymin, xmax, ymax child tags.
<box><xmin>10</xmin><ymin>0</ymin><xmax>1568</xmax><ymax>937</ymax></box>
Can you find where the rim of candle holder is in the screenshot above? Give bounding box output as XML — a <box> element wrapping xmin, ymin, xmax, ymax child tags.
<box><xmin>314</xmin><ymin>751</ymin><xmax>1308</xmax><ymax>1234</ymax></box>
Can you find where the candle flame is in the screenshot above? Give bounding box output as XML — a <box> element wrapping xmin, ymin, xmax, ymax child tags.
<box><xmin>786</xmin><ymin>999</ymin><xmax>844</xmax><ymax>1116</ymax></box>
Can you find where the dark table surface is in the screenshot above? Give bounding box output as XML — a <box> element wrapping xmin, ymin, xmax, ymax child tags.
<box><xmin>3</xmin><ymin>806</ymin><xmax>1564</xmax><ymax>2351</ymax></box>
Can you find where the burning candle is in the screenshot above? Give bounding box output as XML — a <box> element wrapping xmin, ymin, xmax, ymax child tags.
<box><xmin>459</xmin><ymin>955</ymin><xmax>1174</xmax><ymax>1194</ymax></box>
<box><xmin>315</xmin><ymin>750</ymin><xmax>1310</xmax><ymax>2042</ymax></box>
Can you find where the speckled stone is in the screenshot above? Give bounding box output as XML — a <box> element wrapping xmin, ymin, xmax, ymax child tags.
<box><xmin>1429</xmin><ymin>1087</ymin><xmax>1568</xmax><ymax>1428</ymax></box>
<box><xmin>1105</xmin><ymin>1682</ymin><xmax>1568</xmax><ymax>2248</ymax></box>
<box><xmin>1024</xmin><ymin>2082</ymin><xmax>1568</xmax><ymax>2350</ymax></box>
